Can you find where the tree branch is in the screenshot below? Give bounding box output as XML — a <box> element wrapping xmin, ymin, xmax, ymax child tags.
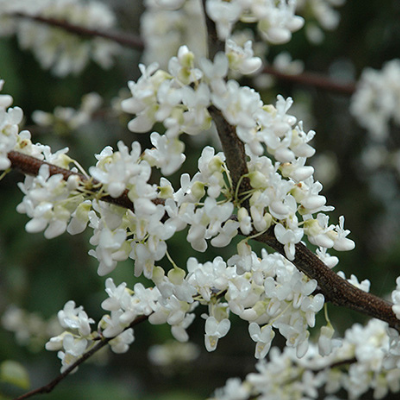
<box><xmin>208</xmin><ymin>106</ymin><xmax>252</xmax><ymax>204</ymax></box>
<box><xmin>201</xmin><ymin>0</ymin><xmax>224</xmax><ymax>60</ymax></box>
<box><xmin>7</xmin><ymin>150</ymin><xmax>136</xmax><ymax>210</ymax></box>
<box><xmin>13</xmin><ymin>315</ymin><xmax>148</xmax><ymax>400</ymax></box>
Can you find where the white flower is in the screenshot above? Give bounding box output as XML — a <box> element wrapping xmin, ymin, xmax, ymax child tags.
<box><xmin>213</xmin><ymin>377</ymin><xmax>250</xmax><ymax>400</ymax></box>
<box><xmin>168</xmin><ymin>45</ymin><xmax>202</xmax><ymax>85</ymax></box>
<box><xmin>101</xmin><ymin>278</ymin><xmax>131</xmax><ymax>312</ymax></box>
<box><xmin>181</xmin><ymin>83</ymin><xmax>211</xmax><ymax>134</ymax></box>
<box><xmin>351</xmin><ymin>59</ymin><xmax>400</xmax><ymax>140</ymax></box>
<box><xmin>145</xmin><ymin>132</ymin><xmax>186</xmax><ymax>176</ymax></box>
<box><xmin>122</xmin><ymin>62</ymin><xmax>164</xmax><ymax>133</ymax></box>
<box><xmin>205</xmin><ymin>0</ymin><xmax>243</xmax><ymax>40</ymax></box>
<box><xmin>89</xmin><ymin>141</ymin><xmax>146</xmax><ymax>198</ymax></box>
<box><xmin>392</xmin><ymin>277</ymin><xmax>400</xmax><ymax>320</ymax></box>
<box><xmin>274</xmin><ymin>223</ymin><xmax>303</xmax><ymax>260</ymax></box>
<box><xmin>226</xmin><ymin>39</ymin><xmax>262</xmax><ymax>75</ymax></box>
<box><xmin>256</xmin><ymin>0</ymin><xmax>304</xmax><ymax>44</ymax></box>
<box><xmin>57</xmin><ymin>300</ymin><xmax>94</xmax><ymax>337</ymax></box>
<box><xmin>204</xmin><ymin>316</ymin><xmax>231</xmax><ymax>351</ymax></box>
<box><xmin>109</xmin><ymin>328</ymin><xmax>135</xmax><ymax>354</ymax></box>
<box><xmin>249</xmin><ymin>323</ymin><xmax>275</xmax><ymax>359</ymax></box>
<box><xmin>318</xmin><ymin>324</ymin><xmax>337</xmax><ymax>356</ymax></box>
<box><xmin>331</xmin><ymin>216</ymin><xmax>355</xmax><ymax>251</ymax></box>
<box><xmin>89</xmin><ymin>227</ymin><xmax>128</xmax><ymax>276</ymax></box>
<box><xmin>14</xmin><ymin>1</ymin><xmax>120</xmax><ymax>76</ymax></box>
<box><xmin>200</xmin><ymin>52</ymin><xmax>229</xmax><ymax>95</ymax></box>
<box><xmin>57</xmin><ymin>333</ymin><xmax>88</xmax><ymax>373</ymax></box>
<box><xmin>17</xmin><ymin>165</ymin><xmax>82</xmax><ymax>239</ymax></box>
<box><xmin>212</xmin><ymin>80</ymin><xmax>261</xmax><ymax>129</ymax></box>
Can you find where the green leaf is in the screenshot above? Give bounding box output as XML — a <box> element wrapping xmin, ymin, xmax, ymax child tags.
<box><xmin>0</xmin><ymin>361</ymin><xmax>30</xmax><ymax>390</ymax></box>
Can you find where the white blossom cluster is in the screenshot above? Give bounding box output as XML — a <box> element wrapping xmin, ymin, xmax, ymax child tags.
<box><xmin>141</xmin><ymin>0</ymin><xmax>346</xmax><ymax>76</ymax></box>
<box><xmin>350</xmin><ymin>60</ymin><xmax>400</xmax><ymax>247</ymax></box>
<box><xmin>212</xmin><ymin>319</ymin><xmax>400</xmax><ymax>400</ymax></box>
<box><xmin>296</xmin><ymin>0</ymin><xmax>346</xmax><ymax>44</ymax></box>
<box><xmin>351</xmin><ymin>59</ymin><xmax>400</xmax><ymax>142</ymax></box>
<box><xmin>0</xmin><ymin>80</ymin><xmax>94</xmax><ymax>238</ymax></box>
<box><xmin>1</xmin><ymin>35</ymin><xmax>355</xmax><ymax>368</ymax></box>
<box><xmin>46</xmin><ymin>247</ymin><xmax>326</xmax><ymax>372</ymax></box>
<box><xmin>141</xmin><ymin>0</ymin><xmax>208</xmax><ymax>68</ymax></box>
<box><xmin>1</xmin><ymin>305</ymin><xmax>62</xmax><ymax>350</ymax></box>
<box><xmin>121</xmin><ymin>45</ymin><xmax>355</xmax><ymax>262</ymax></box>
<box><xmin>1</xmin><ymin>79</ymin><xmax>74</xmax><ymax>170</ymax></box>
<box><xmin>144</xmin><ymin>0</ymin><xmax>304</xmax><ymax>49</ymax></box>
<box><xmin>3</xmin><ymin>0</ymin><xmax>400</xmax><ymax>397</ymax></box>
<box><xmin>45</xmin><ymin>300</ymin><xmax>99</xmax><ymax>372</ymax></box>
<box><xmin>140</xmin><ymin>0</ymin><xmax>303</xmax><ymax>75</ymax></box>
<box><xmin>0</xmin><ymin>0</ymin><xmax>120</xmax><ymax>76</ymax></box>
<box><xmin>32</xmin><ymin>92</ymin><xmax>102</xmax><ymax>134</ymax></box>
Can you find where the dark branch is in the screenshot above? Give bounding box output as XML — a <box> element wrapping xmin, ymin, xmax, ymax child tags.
<box><xmin>7</xmin><ymin>150</ymin><xmax>136</xmax><ymax>210</ymax></box>
<box><xmin>13</xmin><ymin>13</ymin><xmax>144</xmax><ymax>50</ymax></box>
<box><xmin>262</xmin><ymin>65</ymin><xmax>356</xmax><ymax>95</ymax></box>
<box><xmin>255</xmin><ymin>227</ymin><xmax>400</xmax><ymax>330</ymax></box>
<box><xmin>208</xmin><ymin>106</ymin><xmax>252</xmax><ymax>204</ymax></box>
<box><xmin>201</xmin><ymin>0</ymin><xmax>224</xmax><ymax>60</ymax></box>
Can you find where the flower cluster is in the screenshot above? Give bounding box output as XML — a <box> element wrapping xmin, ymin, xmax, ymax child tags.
<box><xmin>351</xmin><ymin>59</ymin><xmax>400</xmax><ymax>141</ymax></box>
<box><xmin>0</xmin><ymin>0</ymin><xmax>120</xmax><ymax>76</ymax></box>
<box><xmin>46</xmin><ymin>245</ymin><xmax>328</xmax><ymax>373</ymax></box>
<box><xmin>2</xmin><ymin>26</ymin><xmax>356</xmax><ymax>372</ymax></box>
<box><xmin>205</xmin><ymin>0</ymin><xmax>304</xmax><ymax>44</ymax></box>
<box><xmin>32</xmin><ymin>92</ymin><xmax>102</xmax><ymax>134</ymax></box>
<box><xmin>212</xmin><ymin>319</ymin><xmax>400</xmax><ymax>400</ymax></box>
<box><xmin>296</xmin><ymin>0</ymin><xmax>346</xmax><ymax>44</ymax></box>
<box><xmin>1</xmin><ymin>306</ymin><xmax>62</xmax><ymax>351</ymax></box>
<box><xmin>4</xmin><ymin>0</ymin><xmax>400</xmax><ymax>398</ymax></box>
<box><xmin>141</xmin><ymin>0</ymin><xmax>207</xmax><ymax>68</ymax></box>
<box><xmin>45</xmin><ymin>301</ymin><xmax>97</xmax><ymax>372</ymax></box>
<box><xmin>122</xmin><ymin>45</ymin><xmax>354</xmax><ymax>262</ymax></box>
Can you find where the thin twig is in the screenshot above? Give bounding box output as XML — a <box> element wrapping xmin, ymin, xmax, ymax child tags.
<box><xmin>8</xmin><ymin>150</ymin><xmax>136</xmax><ymax>210</ymax></box>
<box><xmin>13</xmin><ymin>315</ymin><xmax>148</xmax><ymax>400</ymax></box>
<box><xmin>262</xmin><ymin>65</ymin><xmax>357</xmax><ymax>95</ymax></box>
<box><xmin>12</xmin><ymin>13</ymin><xmax>144</xmax><ymax>50</ymax></box>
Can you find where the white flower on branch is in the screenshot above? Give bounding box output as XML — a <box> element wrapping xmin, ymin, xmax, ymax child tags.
<box><xmin>204</xmin><ymin>315</ymin><xmax>231</xmax><ymax>351</ymax></box>
<box><xmin>16</xmin><ymin>165</ymin><xmax>83</xmax><ymax>239</ymax></box>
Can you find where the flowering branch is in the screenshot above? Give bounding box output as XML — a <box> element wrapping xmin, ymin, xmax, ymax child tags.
<box><xmin>255</xmin><ymin>228</ymin><xmax>400</xmax><ymax>329</ymax></box>
<box><xmin>13</xmin><ymin>315</ymin><xmax>148</xmax><ymax>400</ymax></box>
<box><xmin>198</xmin><ymin>0</ymin><xmax>398</xmax><ymax>333</ymax></box>
<box><xmin>7</xmin><ymin>151</ymin><xmax>136</xmax><ymax>211</ymax></box>
<box><xmin>207</xmin><ymin>87</ymin><xmax>400</xmax><ymax>330</ymax></box>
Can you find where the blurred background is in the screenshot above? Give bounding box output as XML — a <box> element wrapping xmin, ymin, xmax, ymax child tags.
<box><xmin>1</xmin><ymin>0</ymin><xmax>400</xmax><ymax>398</ymax></box>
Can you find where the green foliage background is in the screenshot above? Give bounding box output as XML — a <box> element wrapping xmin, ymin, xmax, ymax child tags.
<box><xmin>1</xmin><ymin>1</ymin><xmax>400</xmax><ymax>399</ymax></box>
